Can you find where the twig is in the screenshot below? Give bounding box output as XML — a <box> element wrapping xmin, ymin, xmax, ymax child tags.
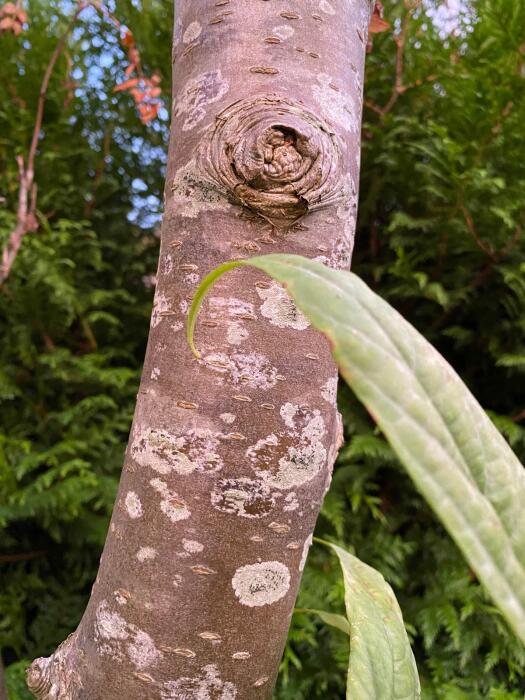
<box><xmin>0</xmin><ymin>2</ymin><xmax>86</xmax><ymax>285</ymax></box>
<box><xmin>511</xmin><ymin>408</ymin><xmax>525</xmax><ymax>423</ymax></box>
<box><xmin>459</xmin><ymin>204</ymin><xmax>497</xmax><ymax>260</ymax></box>
<box><xmin>84</xmin><ymin>128</ymin><xmax>112</xmax><ymax>217</ymax></box>
<box><xmin>0</xmin><ymin>549</ymin><xmax>47</xmax><ymax>562</ymax></box>
<box><xmin>431</xmin><ymin>222</ymin><xmax>522</xmax><ymax>331</ymax></box>
<box><xmin>365</xmin><ymin>2</ymin><xmax>437</xmax><ymax>120</ymax></box>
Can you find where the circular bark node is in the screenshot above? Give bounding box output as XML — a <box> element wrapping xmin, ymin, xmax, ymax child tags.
<box><xmin>197</xmin><ymin>94</ymin><xmax>348</xmax><ymax>229</ymax></box>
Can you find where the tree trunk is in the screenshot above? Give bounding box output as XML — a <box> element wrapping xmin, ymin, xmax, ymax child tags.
<box><xmin>27</xmin><ymin>1</ymin><xmax>371</xmax><ymax>698</ymax></box>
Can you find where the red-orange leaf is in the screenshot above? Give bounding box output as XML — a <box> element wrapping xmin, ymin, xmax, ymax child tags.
<box><xmin>369</xmin><ymin>1</ymin><xmax>390</xmax><ymax>34</ymax></box>
<box><xmin>128</xmin><ymin>46</ymin><xmax>140</xmax><ymax>67</ymax></box>
<box><xmin>369</xmin><ymin>16</ymin><xmax>390</xmax><ymax>33</ymax></box>
<box><xmin>113</xmin><ymin>77</ymin><xmax>139</xmax><ymax>93</ymax></box>
<box><xmin>1</xmin><ymin>2</ymin><xmax>17</xmax><ymax>14</ymax></box>
<box><xmin>130</xmin><ymin>88</ymin><xmax>146</xmax><ymax>102</ymax></box>
<box><xmin>0</xmin><ymin>15</ymin><xmax>14</xmax><ymax>29</ymax></box>
<box><xmin>138</xmin><ymin>103</ymin><xmax>159</xmax><ymax>124</ymax></box>
<box><xmin>122</xmin><ymin>29</ymin><xmax>134</xmax><ymax>47</ymax></box>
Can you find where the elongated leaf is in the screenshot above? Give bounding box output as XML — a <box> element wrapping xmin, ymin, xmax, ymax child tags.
<box><xmin>188</xmin><ymin>254</ymin><xmax>525</xmax><ymax>645</ymax></box>
<box><xmin>295</xmin><ymin>607</ymin><xmax>351</xmax><ymax>636</ymax></box>
<box><xmin>326</xmin><ymin>542</ymin><xmax>420</xmax><ymax>699</ymax></box>
<box><xmin>296</xmin><ymin>540</ymin><xmax>420</xmax><ymax>700</ymax></box>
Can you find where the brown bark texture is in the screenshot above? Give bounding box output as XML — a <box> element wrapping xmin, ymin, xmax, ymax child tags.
<box><xmin>27</xmin><ymin>1</ymin><xmax>371</xmax><ymax>698</ymax></box>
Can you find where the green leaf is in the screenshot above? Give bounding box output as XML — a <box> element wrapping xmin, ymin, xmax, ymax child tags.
<box><xmin>187</xmin><ymin>254</ymin><xmax>525</xmax><ymax>645</ymax></box>
<box><xmin>325</xmin><ymin>542</ymin><xmax>420</xmax><ymax>700</ymax></box>
<box><xmin>296</xmin><ymin>607</ymin><xmax>351</xmax><ymax>636</ymax></box>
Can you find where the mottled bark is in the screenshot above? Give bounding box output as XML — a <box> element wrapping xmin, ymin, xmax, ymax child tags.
<box><xmin>27</xmin><ymin>1</ymin><xmax>371</xmax><ymax>698</ymax></box>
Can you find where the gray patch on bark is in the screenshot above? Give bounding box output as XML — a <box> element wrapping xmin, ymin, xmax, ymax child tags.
<box><xmin>211</xmin><ymin>478</ymin><xmax>276</xmax><ymax>518</ymax></box>
<box><xmin>174</xmin><ymin>70</ymin><xmax>229</xmax><ymax>131</ymax></box>
<box><xmin>94</xmin><ymin>600</ymin><xmax>162</xmax><ymax>671</ymax></box>
<box><xmin>161</xmin><ymin>664</ymin><xmax>237</xmax><ymax>699</ymax></box>
<box><xmin>171</xmin><ymin>159</ymin><xmax>232</xmax><ymax>219</ymax></box>
<box><xmin>231</xmin><ymin>561</ymin><xmax>291</xmax><ymax>607</ymax></box>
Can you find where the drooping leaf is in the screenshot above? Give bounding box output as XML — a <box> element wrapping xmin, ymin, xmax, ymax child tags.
<box><xmin>296</xmin><ymin>538</ymin><xmax>420</xmax><ymax>700</ymax></box>
<box><xmin>187</xmin><ymin>254</ymin><xmax>525</xmax><ymax>645</ymax></box>
<box><xmin>325</xmin><ymin>541</ymin><xmax>420</xmax><ymax>699</ymax></box>
<box><xmin>295</xmin><ymin>607</ymin><xmax>351</xmax><ymax>636</ymax></box>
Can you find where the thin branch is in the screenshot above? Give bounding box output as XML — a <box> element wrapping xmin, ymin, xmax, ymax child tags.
<box><xmin>84</xmin><ymin>128</ymin><xmax>112</xmax><ymax>217</ymax></box>
<box><xmin>0</xmin><ymin>2</ymin><xmax>86</xmax><ymax>286</ymax></box>
<box><xmin>431</xmin><ymin>221</ymin><xmax>522</xmax><ymax>332</ymax></box>
<box><xmin>365</xmin><ymin>2</ymin><xmax>439</xmax><ymax>121</ymax></box>
<box><xmin>0</xmin><ymin>0</ymin><xmax>141</xmax><ymax>284</ymax></box>
<box><xmin>26</xmin><ymin>3</ymin><xmax>86</xmax><ymax>182</ymax></box>
<box><xmin>0</xmin><ymin>549</ymin><xmax>47</xmax><ymax>562</ymax></box>
<box><xmin>459</xmin><ymin>204</ymin><xmax>497</xmax><ymax>260</ymax></box>
<box><xmin>0</xmin><ymin>156</ymin><xmax>29</xmax><ymax>284</ymax></box>
<box><xmin>511</xmin><ymin>408</ymin><xmax>525</xmax><ymax>423</ymax></box>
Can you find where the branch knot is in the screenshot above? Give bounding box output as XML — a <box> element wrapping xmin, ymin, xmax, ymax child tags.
<box><xmin>197</xmin><ymin>94</ymin><xmax>348</xmax><ymax>229</ymax></box>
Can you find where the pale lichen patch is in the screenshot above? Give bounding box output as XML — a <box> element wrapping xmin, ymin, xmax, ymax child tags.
<box><xmin>226</xmin><ymin>320</ymin><xmax>249</xmax><ymax>345</ymax></box>
<box><xmin>208</xmin><ymin>296</ymin><xmax>256</xmax><ymax>320</ymax></box>
<box><xmin>183</xmin><ymin>538</ymin><xmax>204</xmax><ymax>554</ymax></box>
<box><xmin>272</xmin><ymin>24</ymin><xmax>295</xmax><ymax>39</ymax></box>
<box><xmin>132</xmin><ymin>428</ymin><xmax>194</xmax><ymax>476</ymax></box>
<box><xmin>174</xmin><ymin>70</ymin><xmax>229</xmax><ymax>131</ymax></box>
<box><xmin>246</xmin><ymin>434</ymin><xmax>279</xmax><ymax>470</ymax></box>
<box><xmin>256</xmin><ymin>282</ymin><xmax>309</xmax><ymax>330</ymax></box>
<box><xmin>125</xmin><ymin>491</ymin><xmax>143</xmax><ymax>519</ymax></box>
<box><xmin>94</xmin><ymin>600</ymin><xmax>161</xmax><ymax>671</ymax></box>
<box><xmin>220</xmin><ymin>413</ymin><xmax>236</xmax><ymax>424</ymax></box>
<box><xmin>321</xmin><ymin>376</ymin><xmax>338</xmax><ymax>404</ymax></box>
<box><xmin>132</xmin><ymin>427</ymin><xmax>223</xmax><ymax>475</ymax></box>
<box><xmin>150</xmin><ymin>478</ymin><xmax>191</xmax><ymax>522</ymax></box>
<box><xmin>211</xmin><ymin>478</ymin><xmax>275</xmax><ymax>518</ymax></box>
<box><xmin>114</xmin><ymin>589</ymin><xmax>130</xmax><ymax>606</ymax></box>
<box><xmin>283</xmin><ymin>492</ymin><xmax>299</xmax><ymax>512</ymax></box>
<box><xmin>161</xmin><ymin>664</ymin><xmax>237</xmax><ymax>699</ymax></box>
<box><xmin>232</xmin><ymin>561</ymin><xmax>291</xmax><ymax>607</ymax></box>
<box><xmin>312</xmin><ymin>73</ymin><xmax>359</xmax><ymax>133</ymax></box>
<box><xmin>151</xmin><ymin>291</ymin><xmax>171</xmax><ymax>328</ymax></box>
<box><xmin>247</xmin><ymin>408</ymin><xmax>327</xmax><ymax>489</ymax></box>
<box><xmin>204</xmin><ymin>352</ymin><xmax>278</xmax><ymax>390</ymax></box>
<box><xmin>162</xmin><ymin>253</ymin><xmax>174</xmax><ymax>276</ymax></box>
<box><xmin>300</xmin><ymin>534</ymin><xmax>313</xmax><ymax>571</ymax></box>
<box><xmin>183</xmin><ymin>20</ymin><xmax>202</xmax><ymax>44</ymax></box>
<box><xmin>172</xmin><ymin>159</ymin><xmax>231</xmax><ymax>219</ymax></box>
<box><xmin>136</xmin><ymin>547</ymin><xmax>157</xmax><ymax>562</ymax></box>
<box><xmin>280</xmin><ymin>402</ymin><xmax>299</xmax><ymax>428</ymax></box>
<box><xmin>319</xmin><ymin>0</ymin><xmax>336</xmax><ymax>14</ymax></box>
<box><xmin>272</xmin><ymin>426</ymin><xmax>326</xmax><ymax>490</ymax></box>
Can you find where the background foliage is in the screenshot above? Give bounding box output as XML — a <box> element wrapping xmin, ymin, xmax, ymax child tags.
<box><xmin>0</xmin><ymin>0</ymin><xmax>524</xmax><ymax>698</ymax></box>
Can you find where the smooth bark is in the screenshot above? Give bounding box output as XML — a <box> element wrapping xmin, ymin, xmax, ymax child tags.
<box><xmin>27</xmin><ymin>1</ymin><xmax>371</xmax><ymax>698</ymax></box>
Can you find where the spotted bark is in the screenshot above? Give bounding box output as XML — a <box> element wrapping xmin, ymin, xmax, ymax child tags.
<box><xmin>27</xmin><ymin>1</ymin><xmax>372</xmax><ymax>698</ymax></box>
